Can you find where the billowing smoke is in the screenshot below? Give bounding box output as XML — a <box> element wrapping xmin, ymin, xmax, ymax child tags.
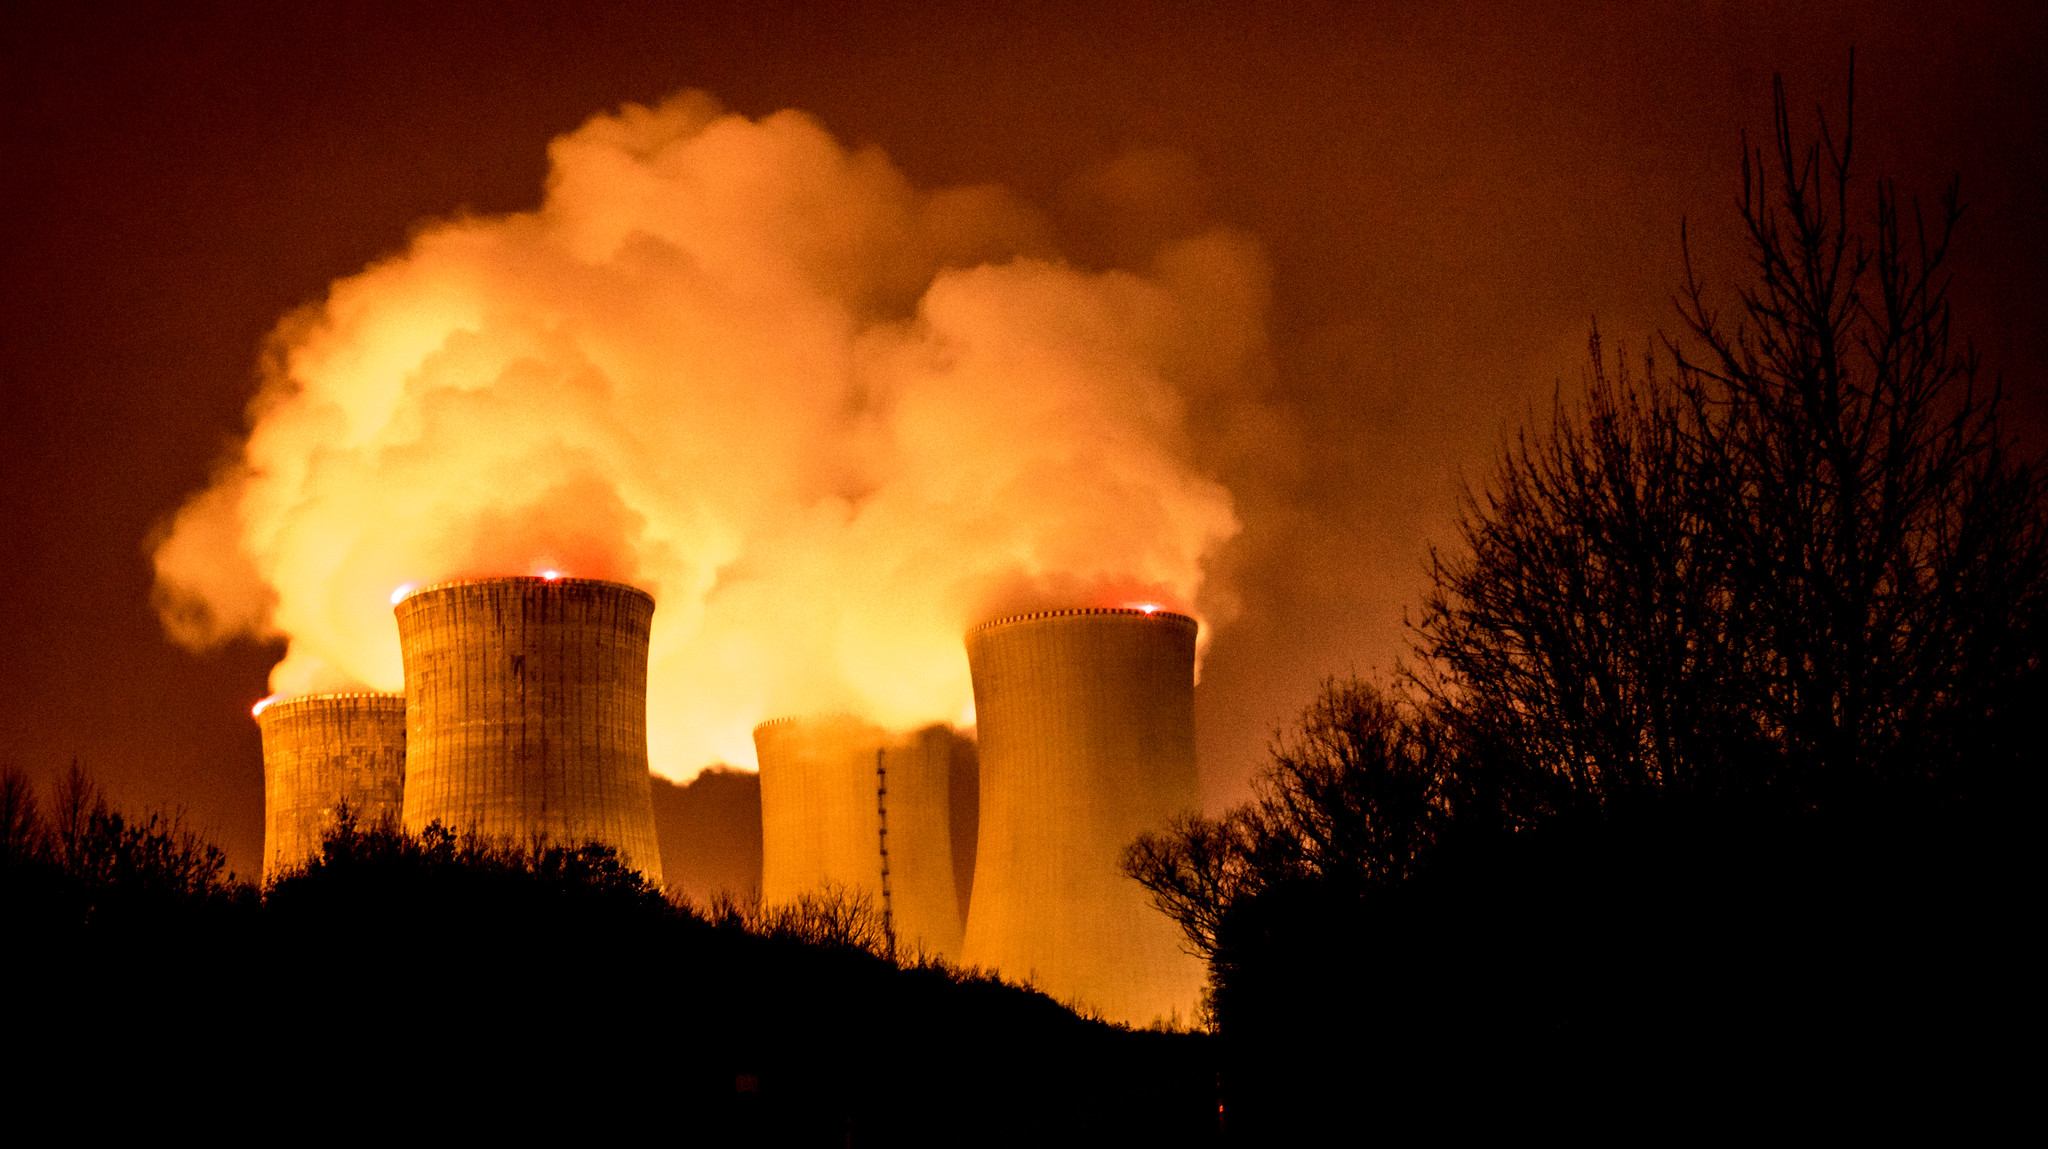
<box><xmin>152</xmin><ymin>92</ymin><xmax>1266</xmax><ymax>777</ymax></box>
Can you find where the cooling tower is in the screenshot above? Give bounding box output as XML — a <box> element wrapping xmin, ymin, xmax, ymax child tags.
<box><xmin>395</xmin><ymin>576</ymin><xmax>662</xmax><ymax>882</ymax></box>
<box><xmin>961</xmin><ymin>607</ymin><xmax>1206</xmax><ymax>1026</ymax></box>
<box><xmin>254</xmin><ymin>692</ymin><xmax>407</xmax><ymax>882</ymax></box>
<box><xmin>755</xmin><ymin>716</ymin><xmax>965</xmax><ymax>959</ymax></box>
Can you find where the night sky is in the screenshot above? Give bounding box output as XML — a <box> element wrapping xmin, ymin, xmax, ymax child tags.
<box><xmin>4</xmin><ymin>0</ymin><xmax>2043</xmax><ymax>876</ymax></box>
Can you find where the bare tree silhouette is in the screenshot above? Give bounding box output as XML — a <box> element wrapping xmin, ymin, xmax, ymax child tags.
<box><xmin>1127</xmin><ymin>63</ymin><xmax>2043</xmax><ymax>1136</ymax></box>
<box><xmin>1417</xmin><ymin>59</ymin><xmax>2045</xmax><ymax>811</ymax></box>
<box><xmin>1126</xmin><ymin>677</ymin><xmax>1449</xmax><ymax>968</ymax></box>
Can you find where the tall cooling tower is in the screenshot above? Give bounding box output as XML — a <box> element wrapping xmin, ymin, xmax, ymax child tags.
<box><xmin>961</xmin><ymin>607</ymin><xmax>1206</xmax><ymax>1026</ymax></box>
<box><xmin>254</xmin><ymin>691</ymin><xmax>407</xmax><ymax>882</ymax></box>
<box><xmin>755</xmin><ymin>716</ymin><xmax>964</xmax><ymax>959</ymax></box>
<box><xmin>395</xmin><ymin>576</ymin><xmax>662</xmax><ymax>882</ymax></box>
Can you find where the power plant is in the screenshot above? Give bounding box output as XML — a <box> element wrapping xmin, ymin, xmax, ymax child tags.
<box><xmin>394</xmin><ymin>576</ymin><xmax>663</xmax><ymax>882</ymax></box>
<box><xmin>253</xmin><ymin>691</ymin><xmax>407</xmax><ymax>882</ymax></box>
<box><xmin>755</xmin><ymin>716</ymin><xmax>965</xmax><ymax>959</ymax></box>
<box><xmin>960</xmin><ymin>607</ymin><xmax>1207</xmax><ymax>1027</ymax></box>
<box><xmin>250</xmin><ymin>580</ymin><xmax>1213</xmax><ymax>1028</ymax></box>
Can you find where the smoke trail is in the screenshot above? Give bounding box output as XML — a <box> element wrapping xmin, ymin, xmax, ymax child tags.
<box><xmin>152</xmin><ymin>92</ymin><xmax>1264</xmax><ymax>776</ymax></box>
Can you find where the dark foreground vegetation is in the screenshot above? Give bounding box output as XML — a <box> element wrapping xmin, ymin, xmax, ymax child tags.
<box><xmin>3</xmin><ymin>773</ymin><xmax>1215</xmax><ymax>1145</ymax></box>
<box><xmin>1131</xmin><ymin>70</ymin><xmax>2040</xmax><ymax>1138</ymax></box>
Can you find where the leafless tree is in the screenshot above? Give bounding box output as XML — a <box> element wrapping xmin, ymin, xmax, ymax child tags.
<box><xmin>1130</xmin><ymin>65</ymin><xmax>2045</xmax><ymax>984</ymax></box>
<box><xmin>1</xmin><ymin>763</ymin><xmax>47</xmax><ymax>870</ymax></box>
<box><xmin>1667</xmin><ymin>63</ymin><xmax>2047</xmax><ymax>798</ymax></box>
<box><xmin>1126</xmin><ymin>677</ymin><xmax>1448</xmax><ymax>965</ymax></box>
<box><xmin>1418</xmin><ymin>62</ymin><xmax>2046</xmax><ymax>809</ymax></box>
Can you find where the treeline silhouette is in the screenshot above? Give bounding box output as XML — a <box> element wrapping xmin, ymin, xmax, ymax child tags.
<box><xmin>2</xmin><ymin>761</ymin><xmax>252</xmax><ymax>928</ymax></box>
<box><xmin>1130</xmin><ymin>69</ymin><xmax>2039</xmax><ymax>1136</ymax></box>
<box><xmin>6</xmin><ymin>772</ymin><xmax>1215</xmax><ymax>1145</ymax></box>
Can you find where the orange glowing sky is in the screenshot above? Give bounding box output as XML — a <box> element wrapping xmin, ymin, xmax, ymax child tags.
<box><xmin>2</xmin><ymin>0</ymin><xmax>2042</xmax><ymax>874</ymax></box>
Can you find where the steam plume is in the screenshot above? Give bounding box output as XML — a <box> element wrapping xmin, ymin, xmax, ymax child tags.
<box><xmin>153</xmin><ymin>92</ymin><xmax>1264</xmax><ymax>776</ymax></box>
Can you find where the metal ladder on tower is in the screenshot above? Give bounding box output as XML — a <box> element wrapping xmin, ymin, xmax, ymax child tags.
<box><xmin>876</xmin><ymin>747</ymin><xmax>897</xmax><ymax>961</ymax></box>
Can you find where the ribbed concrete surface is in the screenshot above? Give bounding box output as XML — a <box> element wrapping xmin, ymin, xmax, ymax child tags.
<box><xmin>395</xmin><ymin>577</ymin><xmax>663</xmax><ymax>882</ymax></box>
<box><xmin>755</xmin><ymin>716</ymin><xmax>965</xmax><ymax>959</ymax></box>
<box><xmin>255</xmin><ymin>692</ymin><xmax>406</xmax><ymax>882</ymax></box>
<box><xmin>961</xmin><ymin>608</ymin><xmax>1206</xmax><ymax>1026</ymax></box>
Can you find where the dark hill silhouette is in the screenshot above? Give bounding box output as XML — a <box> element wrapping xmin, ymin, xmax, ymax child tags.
<box><xmin>7</xmin><ymin>786</ymin><xmax>1216</xmax><ymax>1145</ymax></box>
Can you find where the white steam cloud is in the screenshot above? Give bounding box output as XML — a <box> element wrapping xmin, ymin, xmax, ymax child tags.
<box><xmin>152</xmin><ymin>92</ymin><xmax>1266</xmax><ymax>776</ymax></box>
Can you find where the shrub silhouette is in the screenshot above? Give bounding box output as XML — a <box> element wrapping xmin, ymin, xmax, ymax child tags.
<box><xmin>1127</xmin><ymin>676</ymin><xmax>1451</xmax><ymax>973</ymax></box>
<box><xmin>1129</xmin><ymin>66</ymin><xmax>2039</xmax><ymax>1137</ymax></box>
<box><xmin>263</xmin><ymin>807</ymin><xmax>673</xmax><ymax>931</ymax></box>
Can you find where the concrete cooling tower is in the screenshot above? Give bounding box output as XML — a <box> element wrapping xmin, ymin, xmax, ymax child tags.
<box><xmin>755</xmin><ymin>716</ymin><xmax>964</xmax><ymax>959</ymax></box>
<box><xmin>394</xmin><ymin>576</ymin><xmax>662</xmax><ymax>882</ymax></box>
<box><xmin>254</xmin><ymin>692</ymin><xmax>407</xmax><ymax>883</ymax></box>
<box><xmin>961</xmin><ymin>607</ymin><xmax>1206</xmax><ymax>1027</ymax></box>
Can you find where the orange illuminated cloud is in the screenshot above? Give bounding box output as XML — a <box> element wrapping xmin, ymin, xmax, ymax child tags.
<box><xmin>151</xmin><ymin>92</ymin><xmax>1266</xmax><ymax>778</ymax></box>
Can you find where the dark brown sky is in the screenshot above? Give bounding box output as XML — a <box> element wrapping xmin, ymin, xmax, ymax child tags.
<box><xmin>4</xmin><ymin>0</ymin><xmax>2043</xmax><ymax>875</ymax></box>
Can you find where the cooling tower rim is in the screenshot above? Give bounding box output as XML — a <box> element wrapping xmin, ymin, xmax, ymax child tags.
<box><xmin>252</xmin><ymin>691</ymin><xmax>406</xmax><ymax>722</ymax></box>
<box><xmin>752</xmin><ymin>712</ymin><xmax>891</xmax><ymax>736</ymax></box>
<box><xmin>966</xmin><ymin>606</ymin><xmax>1198</xmax><ymax>637</ymax></box>
<box><xmin>392</xmin><ymin>575</ymin><xmax>655</xmax><ymax>607</ymax></box>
